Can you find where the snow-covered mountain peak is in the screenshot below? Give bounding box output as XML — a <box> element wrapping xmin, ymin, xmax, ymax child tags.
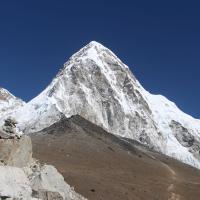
<box><xmin>0</xmin><ymin>88</ymin><xmax>24</xmax><ymax>106</ymax></box>
<box><xmin>82</xmin><ymin>40</ymin><xmax>108</xmax><ymax>52</ymax></box>
<box><xmin>61</xmin><ymin>41</ymin><xmax>128</xmax><ymax>74</ymax></box>
<box><xmin>88</xmin><ymin>40</ymin><xmax>104</xmax><ymax>46</ymax></box>
<box><xmin>4</xmin><ymin>41</ymin><xmax>200</xmax><ymax>169</ymax></box>
<box><xmin>66</xmin><ymin>41</ymin><xmax>104</xmax><ymax>60</ymax></box>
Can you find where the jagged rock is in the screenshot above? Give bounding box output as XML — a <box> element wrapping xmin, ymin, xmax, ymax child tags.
<box><xmin>30</xmin><ymin>165</ymin><xmax>86</xmax><ymax>200</ymax></box>
<box><xmin>170</xmin><ymin>120</ymin><xmax>195</xmax><ymax>147</ymax></box>
<box><xmin>0</xmin><ymin>118</ymin><xmax>22</xmax><ymax>139</ymax></box>
<box><xmin>32</xmin><ymin>190</ymin><xmax>63</xmax><ymax>200</ymax></box>
<box><xmin>4</xmin><ymin>118</ymin><xmax>17</xmax><ymax>128</ymax></box>
<box><xmin>170</xmin><ymin>120</ymin><xmax>200</xmax><ymax>162</ymax></box>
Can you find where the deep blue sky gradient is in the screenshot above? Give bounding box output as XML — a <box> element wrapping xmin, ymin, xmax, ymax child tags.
<box><xmin>0</xmin><ymin>0</ymin><xmax>200</xmax><ymax>118</ymax></box>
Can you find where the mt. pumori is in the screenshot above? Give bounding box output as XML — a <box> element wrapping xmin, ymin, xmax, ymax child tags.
<box><xmin>1</xmin><ymin>41</ymin><xmax>200</xmax><ymax>169</ymax></box>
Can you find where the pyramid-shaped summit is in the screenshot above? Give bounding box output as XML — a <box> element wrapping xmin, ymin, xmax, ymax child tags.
<box><xmin>2</xmin><ymin>41</ymin><xmax>200</xmax><ymax>169</ymax></box>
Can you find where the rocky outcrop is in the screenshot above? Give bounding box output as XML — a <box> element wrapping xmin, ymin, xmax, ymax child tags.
<box><xmin>170</xmin><ymin>120</ymin><xmax>195</xmax><ymax>147</ymax></box>
<box><xmin>170</xmin><ymin>120</ymin><xmax>200</xmax><ymax>161</ymax></box>
<box><xmin>0</xmin><ymin>118</ymin><xmax>22</xmax><ymax>139</ymax></box>
<box><xmin>0</xmin><ymin>122</ymin><xmax>87</xmax><ymax>200</ymax></box>
<box><xmin>29</xmin><ymin>165</ymin><xmax>86</xmax><ymax>200</ymax></box>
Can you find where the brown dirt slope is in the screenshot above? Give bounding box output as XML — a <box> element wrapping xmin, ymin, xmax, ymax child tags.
<box><xmin>31</xmin><ymin>115</ymin><xmax>200</xmax><ymax>200</ymax></box>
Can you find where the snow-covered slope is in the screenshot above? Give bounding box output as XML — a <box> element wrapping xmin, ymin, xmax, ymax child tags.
<box><xmin>8</xmin><ymin>41</ymin><xmax>200</xmax><ymax>168</ymax></box>
<box><xmin>0</xmin><ymin>133</ymin><xmax>87</xmax><ymax>200</ymax></box>
<box><xmin>0</xmin><ymin>88</ymin><xmax>25</xmax><ymax>125</ymax></box>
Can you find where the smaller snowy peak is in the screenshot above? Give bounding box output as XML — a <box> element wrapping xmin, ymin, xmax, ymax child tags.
<box><xmin>0</xmin><ymin>88</ymin><xmax>25</xmax><ymax>125</ymax></box>
<box><xmin>0</xmin><ymin>88</ymin><xmax>15</xmax><ymax>101</ymax></box>
<box><xmin>0</xmin><ymin>88</ymin><xmax>24</xmax><ymax>106</ymax></box>
<box><xmin>0</xmin><ymin>88</ymin><xmax>24</xmax><ymax>105</ymax></box>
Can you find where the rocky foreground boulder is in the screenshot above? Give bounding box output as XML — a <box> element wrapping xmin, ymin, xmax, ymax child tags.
<box><xmin>0</xmin><ymin>119</ymin><xmax>87</xmax><ymax>200</ymax></box>
<box><xmin>0</xmin><ymin>135</ymin><xmax>32</xmax><ymax>167</ymax></box>
<box><xmin>0</xmin><ymin>117</ymin><xmax>23</xmax><ymax>139</ymax></box>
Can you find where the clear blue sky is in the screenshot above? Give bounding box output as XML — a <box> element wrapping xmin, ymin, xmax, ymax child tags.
<box><xmin>0</xmin><ymin>0</ymin><xmax>199</xmax><ymax>118</ymax></box>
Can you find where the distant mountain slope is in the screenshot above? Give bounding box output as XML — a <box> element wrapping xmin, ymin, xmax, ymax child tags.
<box><xmin>31</xmin><ymin>115</ymin><xmax>200</xmax><ymax>200</ymax></box>
<box><xmin>0</xmin><ymin>88</ymin><xmax>25</xmax><ymax>125</ymax></box>
<box><xmin>2</xmin><ymin>41</ymin><xmax>200</xmax><ymax>168</ymax></box>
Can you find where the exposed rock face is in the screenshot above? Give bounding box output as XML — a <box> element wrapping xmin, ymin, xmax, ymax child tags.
<box><xmin>170</xmin><ymin>120</ymin><xmax>200</xmax><ymax>161</ymax></box>
<box><xmin>33</xmin><ymin>190</ymin><xmax>63</xmax><ymax>200</ymax></box>
<box><xmin>30</xmin><ymin>165</ymin><xmax>86</xmax><ymax>200</ymax></box>
<box><xmin>170</xmin><ymin>120</ymin><xmax>195</xmax><ymax>148</ymax></box>
<box><xmin>0</xmin><ymin>118</ymin><xmax>23</xmax><ymax>139</ymax></box>
<box><xmin>16</xmin><ymin>42</ymin><xmax>158</xmax><ymax>144</ymax></box>
<box><xmin>0</xmin><ymin>124</ymin><xmax>87</xmax><ymax>200</ymax></box>
<box><xmin>0</xmin><ymin>135</ymin><xmax>32</xmax><ymax>167</ymax></box>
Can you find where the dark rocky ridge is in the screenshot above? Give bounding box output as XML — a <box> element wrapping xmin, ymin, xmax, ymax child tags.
<box><xmin>31</xmin><ymin>115</ymin><xmax>200</xmax><ymax>200</ymax></box>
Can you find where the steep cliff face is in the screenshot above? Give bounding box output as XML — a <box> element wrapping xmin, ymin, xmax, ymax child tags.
<box><xmin>2</xmin><ymin>41</ymin><xmax>200</xmax><ymax>168</ymax></box>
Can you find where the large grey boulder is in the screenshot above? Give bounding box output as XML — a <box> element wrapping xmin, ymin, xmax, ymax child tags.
<box><xmin>0</xmin><ymin>166</ymin><xmax>32</xmax><ymax>199</ymax></box>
